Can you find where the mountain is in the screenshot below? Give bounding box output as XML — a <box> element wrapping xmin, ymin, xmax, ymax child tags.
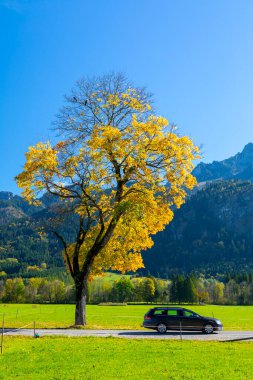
<box><xmin>142</xmin><ymin>144</ymin><xmax>253</xmax><ymax>275</ymax></box>
<box><xmin>193</xmin><ymin>143</ymin><xmax>253</xmax><ymax>183</ymax></box>
<box><xmin>0</xmin><ymin>192</ymin><xmax>64</xmax><ymax>277</ymax></box>
<box><xmin>143</xmin><ymin>180</ymin><xmax>253</xmax><ymax>276</ymax></box>
<box><xmin>0</xmin><ymin>191</ymin><xmax>44</xmax><ymax>223</ymax></box>
<box><xmin>1</xmin><ymin>143</ymin><xmax>253</xmax><ymax>278</ymax></box>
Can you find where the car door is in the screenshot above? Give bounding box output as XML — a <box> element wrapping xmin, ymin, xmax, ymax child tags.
<box><xmin>152</xmin><ymin>308</ymin><xmax>168</xmax><ymax>325</ymax></box>
<box><xmin>180</xmin><ymin>310</ymin><xmax>201</xmax><ymax>331</ymax></box>
<box><xmin>165</xmin><ymin>309</ymin><xmax>182</xmax><ymax>330</ymax></box>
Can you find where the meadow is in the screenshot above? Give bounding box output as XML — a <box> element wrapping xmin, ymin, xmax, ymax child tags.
<box><xmin>0</xmin><ymin>337</ymin><xmax>252</xmax><ymax>379</ymax></box>
<box><xmin>0</xmin><ymin>303</ymin><xmax>252</xmax><ymax>330</ymax></box>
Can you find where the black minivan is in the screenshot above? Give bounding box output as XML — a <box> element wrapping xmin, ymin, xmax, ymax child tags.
<box><xmin>142</xmin><ymin>307</ymin><xmax>223</xmax><ymax>334</ymax></box>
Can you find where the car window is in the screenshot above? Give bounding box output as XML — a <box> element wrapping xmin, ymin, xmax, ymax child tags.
<box><xmin>153</xmin><ymin>309</ymin><xmax>167</xmax><ymax>316</ymax></box>
<box><xmin>167</xmin><ymin>310</ymin><xmax>179</xmax><ymax>316</ymax></box>
<box><xmin>183</xmin><ymin>310</ymin><xmax>197</xmax><ymax>317</ymax></box>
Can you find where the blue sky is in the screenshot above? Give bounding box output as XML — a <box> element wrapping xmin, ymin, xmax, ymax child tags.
<box><xmin>1</xmin><ymin>0</ymin><xmax>253</xmax><ymax>193</ymax></box>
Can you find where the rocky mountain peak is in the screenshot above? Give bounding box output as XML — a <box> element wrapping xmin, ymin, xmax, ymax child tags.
<box><xmin>241</xmin><ymin>142</ymin><xmax>253</xmax><ymax>156</ymax></box>
<box><xmin>0</xmin><ymin>191</ymin><xmax>14</xmax><ymax>201</ymax></box>
<box><xmin>193</xmin><ymin>143</ymin><xmax>253</xmax><ymax>183</ymax></box>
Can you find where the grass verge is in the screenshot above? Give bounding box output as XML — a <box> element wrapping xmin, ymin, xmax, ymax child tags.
<box><xmin>0</xmin><ymin>336</ymin><xmax>252</xmax><ymax>379</ymax></box>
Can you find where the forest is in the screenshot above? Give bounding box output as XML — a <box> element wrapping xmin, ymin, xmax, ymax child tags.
<box><xmin>1</xmin><ymin>272</ymin><xmax>252</xmax><ymax>305</ymax></box>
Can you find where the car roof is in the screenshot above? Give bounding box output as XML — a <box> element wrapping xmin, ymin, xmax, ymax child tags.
<box><xmin>152</xmin><ymin>307</ymin><xmax>186</xmax><ymax>310</ymax></box>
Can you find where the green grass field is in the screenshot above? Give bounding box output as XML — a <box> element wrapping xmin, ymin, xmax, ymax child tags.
<box><xmin>0</xmin><ymin>303</ymin><xmax>252</xmax><ymax>330</ymax></box>
<box><xmin>0</xmin><ymin>337</ymin><xmax>252</xmax><ymax>379</ymax></box>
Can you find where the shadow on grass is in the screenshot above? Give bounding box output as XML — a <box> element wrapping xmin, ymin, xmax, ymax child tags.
<box><xmin>224</xmin><ymin>336</ymin><xmax>253</xmax><ymax>342</ymax></box>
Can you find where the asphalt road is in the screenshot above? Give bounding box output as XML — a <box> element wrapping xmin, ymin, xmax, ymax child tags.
<box><xmin>2</xmin><ymin>329</ymin><xmax>253</xmax><ymax>341</ymax></box>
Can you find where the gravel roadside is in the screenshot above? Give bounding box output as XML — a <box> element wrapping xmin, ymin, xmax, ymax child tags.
<box><xmin>2</xmin><ymin>329</ymin><xmax>253</xmax><ymax>341</ymax></box>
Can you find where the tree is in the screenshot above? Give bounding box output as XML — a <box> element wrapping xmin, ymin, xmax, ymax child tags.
<box><xmin>25</xmin><ymin>277</ymin><xmax>42</xmax><ymax>302</ymax></box>
<box><xmin>153</xmin><ymin>278</ymin><xmax>169</xmax><ymax>302</ymax></box>
<box><xmin>4</xmin><ymin>278</ymin><xmax>25</xmax><ymax>303</ymax></box>
<box><xmin>195</xmin><ymin>277</ymin><xmax>209</xmax><ymax>304</ymax></box>
<box><xmin>37</xmin><ymin>279</ymin><xmax>50</xmax><ymax>302</ymax></box>
<box><xmin>184</xmin><ymin>276</ymin><xmax>197</xmax><ymax>303</ymax></box>
<box><xmin>170</xmin><ymin>275</ymin><xmax>186</xmax><ymax>303</ymax></box>
<box><xmin>0</xmin><ymin>280</ymin><xmax>5</xmax><ymax>300</ymax></box>
<box><xmin>16</xmin><ymin>73</ymin><xmax>199</xmax><ymax>325</ymax></box>
<box><xmin>208</xmin><ymin>279</ymin><xmax>224</xmax><ymax>304</ymax></box>
<box><xmin>224</xmin><ymin>279</ymin><xmax>240</xmax><ymax>304</ymax></box>
<box><xmin>170</xmin><ymin>275</ymin><xmax>178</xmax><ymax>302</ymax></box>
<box><xmin>141</xmin><ymin>277</ymin><xmax>155</xmax><ymax>302</ymax></box>
<box><xmin>111</xmin><ymin>277</ymin><xmax>134</xmax><ymax>302</ymax></box>
<box><xmin>131</xmin><ymin>277</ymin><xmax>145</xmax><ymax>301</ymax></box>
<box><xmin>49</xmin><ymin>280</ymin><xmax>66</xmax><ymax>303</ymax></box>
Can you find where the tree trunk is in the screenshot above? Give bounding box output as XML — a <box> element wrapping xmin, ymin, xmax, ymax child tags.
<box><xmin>75</xmin><ymin>280</ymin><xmax>87</xmax><ymax>326</ymax></box>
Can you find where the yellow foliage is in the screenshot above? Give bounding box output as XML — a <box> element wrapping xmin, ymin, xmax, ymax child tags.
<box><xmin>16</xmin><ymin>87</ymin><xmax>199</xmax><ymax>279</ymax></box>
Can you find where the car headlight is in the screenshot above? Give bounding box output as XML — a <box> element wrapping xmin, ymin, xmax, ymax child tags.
<box><xmin>216</xmin><ymin>320</ymin><xmax>222</xmax><ymax>325</ymax></box>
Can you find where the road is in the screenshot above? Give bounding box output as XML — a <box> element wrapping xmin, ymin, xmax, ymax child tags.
<box><xmin>2</xmin><ymin>329</ymin><xmax>253</xmax><ymax>341</ymax></box>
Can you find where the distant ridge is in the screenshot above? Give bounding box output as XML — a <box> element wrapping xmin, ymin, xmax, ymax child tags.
<box><xmin>193</xmin><ymin>143</ymin><xmax>253</xmax><ymax>182</ymax></box>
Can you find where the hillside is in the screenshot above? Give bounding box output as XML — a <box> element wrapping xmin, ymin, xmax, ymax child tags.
<box><xmin>143</xmin><ymin>180</ymin><xmax>253</xmax><ymax>276</ymax></box>
<box><xmin>1</xmin><ymin>144</ymin><xmax>253</xmax><ymax>278</ymax></box>
<box><xmin>0</xmin><ymin>192</ymin><xmax>64</xmax><ymax>277</ymax></box>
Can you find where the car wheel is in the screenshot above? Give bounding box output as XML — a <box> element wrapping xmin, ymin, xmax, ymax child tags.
<box><xmin>157</xmin><ymin>323</ymin><xmax>167</xmax><ymax>334</ymax></box>
<box><xmin>202</xmin><ymin>323</ymin><xmax>214</xmax><ymax>334</ymax></box>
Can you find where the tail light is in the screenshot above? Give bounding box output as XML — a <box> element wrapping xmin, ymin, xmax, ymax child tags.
<box><xmin>144</xmin><ymin>316</ymin><xmax>151</xmax><ymax>320</ymax></box>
